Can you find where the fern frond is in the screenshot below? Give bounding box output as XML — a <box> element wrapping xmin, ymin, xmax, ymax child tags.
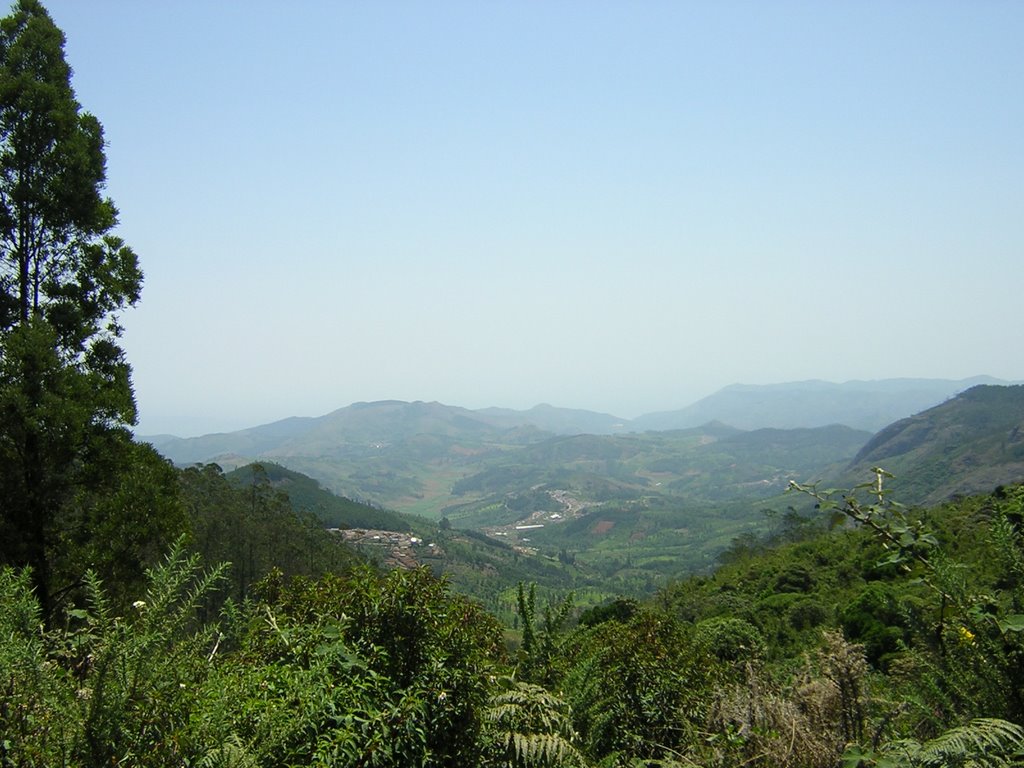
<box><xmin>515</xmin><ymin>731</ymin><xmax>578</xmax><ymax>764</ymax></box>
<box><xmin>82</xmin><ymin>569</ymin><xmax>111</xmax><ymax>631</ymax></box>
<box><xmin>486</xmin><ymin>678</ymin><xmax>585</xmax><ymax>766</ymax></box>
<box><xmin>916</xmin><ymin>718</ymin><xmax>1024</xmax><ymax>767</ymax></box>
<box><xmin>197</xmin><ymin>733</ymin><xmax>258</xmax><ymax>768</ymax></box>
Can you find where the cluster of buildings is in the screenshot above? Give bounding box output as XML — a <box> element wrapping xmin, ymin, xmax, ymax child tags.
<box><xmin>330</xmin><ymin>528</ymin><xmax>444</xmax><ymax>569</ymax></box>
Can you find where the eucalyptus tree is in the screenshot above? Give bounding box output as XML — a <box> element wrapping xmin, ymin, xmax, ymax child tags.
<box><xmin>0</xmin><ymin>0</ymin><xmax>168</xmax><ymax>614</ymax></box>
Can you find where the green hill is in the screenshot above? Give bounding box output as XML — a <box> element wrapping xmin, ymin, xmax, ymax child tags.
<box><xmin>224</xmin><ymin>462</ymin><xmax>414</xmax><ymax>531</ymax></box>
<box><xmin>839</xmin><ymin>384</ymin><xmax>1024</xmax><ymax>504</ymax></box>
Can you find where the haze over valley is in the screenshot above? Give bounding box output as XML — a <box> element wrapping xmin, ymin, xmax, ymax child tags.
<box><xmin>147</xmin><ymin>377</ymin><xmax>1024</xmax><ymax>579</ymax></box>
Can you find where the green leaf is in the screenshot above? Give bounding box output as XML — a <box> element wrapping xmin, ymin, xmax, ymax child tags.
<box><xmin>998</xmin><ymin>614</ymin><xmax>1024</xmax><ymax>633</ymax></box>
<box><xmin>841</xmin><ymin>744</ymin><xmax>874</xmax><ymax>768</ymax></box>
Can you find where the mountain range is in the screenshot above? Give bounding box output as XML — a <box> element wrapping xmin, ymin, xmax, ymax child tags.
<box><xmin>143</xmin><ymin>377</ymin><xmax>1024</xmax><ymax>519</ymax></box>
<box><xmin>146</xmin><ymin>375</ymin><xmax>1006</xmax><ymax>452</ymax></box>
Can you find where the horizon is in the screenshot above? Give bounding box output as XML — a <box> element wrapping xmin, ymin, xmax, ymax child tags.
<box><xmin>42</xmin><ymin>2</ymin><xmax>1024</xmax><ymax>438</ymax></box>
<box><xmin>135</xmin><ymin>373</ymin><xmax>1014</xmax><ymax>439</ymax></box>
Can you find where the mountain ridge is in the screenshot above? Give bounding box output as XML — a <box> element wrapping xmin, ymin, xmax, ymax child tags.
<box><xmin>140</xmin><ymin>378</ymin><xmax>1022</xmax><ymax>518</ymax></box>
<box><xmin>142</xmin><ymin>376</ymin><xmax>1015</xmax><ymax>446</ymax></box>
<box><xmin>631</xmin><ymin>376</ymin><xmax>1010</xmax><ymax>433</ymax></box>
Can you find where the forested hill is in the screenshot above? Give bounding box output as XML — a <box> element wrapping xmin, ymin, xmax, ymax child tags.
<box><xmin>224</xmin><ymin>461</ymin><xmax>413</xmax><ymax>532</ymax></box>
<box><xmin>838</xmin><ymin>384</ymin><xmax>1024</xmax><ymax>504</ymax></box>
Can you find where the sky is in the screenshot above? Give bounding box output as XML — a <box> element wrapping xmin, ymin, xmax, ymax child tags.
<box><xmin>39</xmin><ymin>1</ymin><xmax>1024</xmax><ymax>437</ymax></box>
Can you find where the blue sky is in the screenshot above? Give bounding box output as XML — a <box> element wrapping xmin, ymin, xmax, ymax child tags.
<box><xmin>42</xmin><ymin>1</ymin><xmax>1024</xmax><ymax>436</ymax></box>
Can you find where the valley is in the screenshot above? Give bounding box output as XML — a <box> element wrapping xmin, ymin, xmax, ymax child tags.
<box><xmin>163</xmin><ymin>381</ymin><xmax>1024</xmax><ymax>617</ymax></box>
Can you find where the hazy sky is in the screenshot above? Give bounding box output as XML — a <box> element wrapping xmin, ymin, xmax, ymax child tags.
<box><xmin>42</xmin><ymin>1</ymin><xmax>1024</xmax><ymax>437</ymax></box>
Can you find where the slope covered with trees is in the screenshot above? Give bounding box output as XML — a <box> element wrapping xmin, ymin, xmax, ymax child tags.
<box><xmin>841</xmin><ymin>384</ymin><xmax>1024</xmax><ymax>505</ymax></box>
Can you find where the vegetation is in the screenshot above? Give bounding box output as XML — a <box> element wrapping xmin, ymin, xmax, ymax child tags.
<box><xmin>2</xmin><ymin>4</ymin><xmax>1024</xmax><ymax>766</ymax></box>
<box><xmin>0</xmin><ymin>0</ymin><xmax>184</xmax><ymax>617</ymax></box>
<box><xmin>842</xmin><ymin>384</ymin><xmax>1024</xmax><ymax>504</ymax></box>
<box><xmin>181</xmin><ymin>462</ymin><xmax>363</xmax><ymax>603</ymax></box>
<box><xmin>224</xmin><ymin>461</ymin><xmax>413</xmax><ymax>532</ymax></box>
<box><xmin>6</xmin><ymin>478</ymin><xmax>1024</xmax><ymax>765</ymax></box>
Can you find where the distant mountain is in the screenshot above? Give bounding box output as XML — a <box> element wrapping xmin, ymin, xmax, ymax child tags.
<box><xmin>144</xmin><ymin>416</ymin><xmax>318</xmax><ymax>465</ymax></box>
<box><xmin>143</xmin><ymin>400</ymin><xmax>565</xmax><ymax>511</ymax></box>
<box><xmin>142</xmin><ymin>397</ymin><xmax>873</xmax><ymax>520</ymax></box>
<box><xmin>142</xmin><ymin>382</ymin><xmax>1020</xmax><ymax>520</ymax></box>
<box><xmin>143</xmin><ymin>401</ymin><xmax>514</xmax><ymax>464</ymax></box>
<box><xmin>142</xmin><ymin>400</ymin><xmax>623</xmax><ymax>458</ymax></box>
<box><xmin>632</xmin><ymin>377</ymin><xmax>1012</xmax><ymax>432</ymax></box>
<box><xmin>474</xmin><ymin>403</ymin><xmax>630</xmax><ymax>435</ymax></box>
<box><xmin>837</xmin><ymin>384</ymin><xmax>1024</xmax><ymax>504</ymax></box>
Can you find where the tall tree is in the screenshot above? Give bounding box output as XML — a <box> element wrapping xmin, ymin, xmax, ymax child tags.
<box><xmin>0</xmin><ymin>0</ymin><xmax>158</xmax><ymax>615</ymax></box>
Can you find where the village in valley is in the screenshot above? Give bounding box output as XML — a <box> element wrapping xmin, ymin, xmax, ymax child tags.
<box><xmin>332</xmin><ymin>488</ymin><xmax>590</xmax><ymax>567</ymax></box>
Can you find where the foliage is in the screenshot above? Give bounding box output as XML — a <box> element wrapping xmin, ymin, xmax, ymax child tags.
<box><xmin>224</xmin><ymin>461</ymin><xmax>414</xmax><ymax>532</ymax></box>
<box><xmin>0</xmin><ymin>0</ymin><xmax>166</xmax><ymax>617</ymax></box>
<box><xmin>181</xmin><ymin>462</ymin><xmax>361</xmax><ymax>602</ymax></box>
<box><xmin>561</xmin><ymin>607</ymin><xmax>719</xmax><ymax>765</ymax></box>
<box><xmin>232</xmin><ymin>565</ymin><xmax>506</xmax><ymax>767</ymax></box>
<box><xmin>5</xmin><ymin>461</ymin><xmax>1024</xmax><ymax>767</ymax></box>
<box><xmin>842</xmin><ymin>718</ymin><xmax>1024</xmax><ymax>767</ymax></box>
<box><xmin>483</xmin><ymin>678</ymin><xmax>586</xmax><ymax>768</ymax></box>
<box><xmin>515</xmin><ymin>582</ymin><xmax>574</xmax><ymax>686</ymax></box>
<box><xmin>0</xmin><ymin>566</ymin><xmax>76</xmax><ymax>765</ymax></box>
<box><xmin>791</xmin><ymin>470</ymin><xmax>1024</xmax><ymax>727</ymax></box>
<box><xmin>1</xmin><ymin>547</ymin><xmax>516</xmax><ymax>767</ymax></box>
<box><xmin>0</xmin><ymin>542</ymin><xmax>225</xmax><ymax>767</ymax></box>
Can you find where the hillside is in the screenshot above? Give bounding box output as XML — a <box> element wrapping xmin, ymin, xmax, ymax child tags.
<box><xmin>145</xmin><ymin>399</ymin><xmax>873</xmax><ymax>517</ymax></box>
<box><xmin>839</xmin><ymin>384</ymin><xmax>1024</xmax><ymax>504</ymax></box>
<box><xmin>442</xmin><ymin>423</ymin><xmax>870</xmax><ymax>529</ymax></box>
<box><xmin>224</xmin><ymin>462</ymin><xmax>413</xmax><ymax>532</ymax></box>
<box><xmin>213</xmin><ymin>461</ymin><xmax>625</xmax><ymax>621</ymax></box>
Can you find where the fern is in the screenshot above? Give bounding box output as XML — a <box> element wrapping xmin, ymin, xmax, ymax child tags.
<box><xmin>484</xmin><ymin>678</ymin><xmax>585</xmax><ymax>767</ymax></box>
<box><xmin>0</xmin><ymin>567</ymin><xmax>80</xmax><ymax>765</ymax></box>
<box><xmin>197</xmin><ymin>734</ymin><xmax>259</xmax><ymax>768</ymax></box>
<box><xmin>915</xmin><ymin>718</ymin><xmax>1024</xmax><ymax>767</ymax></box>
<box><xmin>846</xmin><ymin>718</ymin><xmax>1024</xmax><ymax>767</ymax></box>
<box><xmin>72</xmin><ymin>540</ymin><xmax>228</xmax><ymax>765</ymax></box>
